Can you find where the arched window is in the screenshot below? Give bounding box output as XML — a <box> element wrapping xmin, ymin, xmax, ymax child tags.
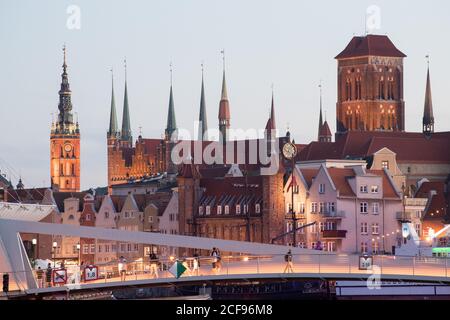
<box><xmin>379</xmin><ymin>77</ymin><xmax>385</xmax><ymax>99</ymax></box>
<box><xmin>60</xmin><ymin>164</ymin><xmax>64</xmax><ymax>176</ymax></box>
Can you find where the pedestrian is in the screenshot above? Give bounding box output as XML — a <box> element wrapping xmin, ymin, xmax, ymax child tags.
<box><xmin>80</xmin><ymin>261</ymin><xmax>85</xmax><ymax>282</ymax></box>
<box><xmin>283</xmin><ymin>249</ymin><xmax>294</xmax><ymax>273</ymax></box>
<box><xmin>45</xmin><ymin>263</ymin><xmax>52</xmax><ymax>287</ymax></box>
<box><xmin>193</xmin><ymin>252</ymin><xmax>200</xmax><ymax>276</ymax></box>
<box><xmin>118</xmin><ymin>256</ymin><xmax>127</xmax><ymax>281</ymax></box>
<box><xmin>36</xmin><ymin>266</ymin><xmax>44</xmax><ymax>288</ymax></box>
<box><xmin>149</xmin><ymin>252</ymin><xmax>159</xmax><ymax>279</ymax></box>
<box><xmin>210</xmin><ymin>248</ymin><xmax>218</xmax><ymax>272</ymax></box>
<box><xmin>215</xmin><ymin>249</ymin><xmax>222</xmax><ymax>273</ymax></box>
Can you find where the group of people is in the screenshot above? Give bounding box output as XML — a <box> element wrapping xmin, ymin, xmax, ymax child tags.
<box><xmin>211</xmin><ymin>247</ymin><xmax>222</xmax><ymax>273</ymax></box>
<box><xmin>35</xmin><ymin>263</ymin><xmax>53</xmax><ymax>288</ymax></box>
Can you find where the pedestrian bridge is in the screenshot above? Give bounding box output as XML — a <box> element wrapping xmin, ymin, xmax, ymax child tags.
<box><xmin>1</xmin><ymin>207</ymin><xmax>450</xmax><ymax>296</ymax></box>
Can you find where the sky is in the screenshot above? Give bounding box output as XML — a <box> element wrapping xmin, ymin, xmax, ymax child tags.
<box><xmin>0</xmin><ymin>0</ymin><xmax>449</xmax><ymax>190</ymax></box>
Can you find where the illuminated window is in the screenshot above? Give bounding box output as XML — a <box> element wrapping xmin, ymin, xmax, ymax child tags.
<box><xmin>371</xmin><ymin>223</ymin><xmax>379</xmax><ymax>235</ymax></box>
<box><xmin>381</xmin><ymin>161</ymin><xmax>389</xmax><ymax>170</ymax></box>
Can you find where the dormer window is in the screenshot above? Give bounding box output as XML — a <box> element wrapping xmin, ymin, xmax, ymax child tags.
<box><xmin>205</xmin><ymin>206</ymin><xmax>211</xmax><ymax>215</ymax></box>
<box><xmin>198</xmin><ymin>206</ymin><xmax>204</xmax><ymax>215</ymax></box>
<box><xmin>217</xmin><ymin>205</ymin><xmax>222</xmax><ymax>215</ymax></box>
<box><xmin>371</xmin><ymin>185</ymin><xmax>379</xmax><ymax>193</ymax></box>
<box><xmin>224</xmin><ymin>205</ymin><xmax>230</xmax><ymax>215</ymax></box>
<box><xmin>319</xmin><ymin>184</ymin><xmax>325</xmax><ymax>194</ymax></box>
<box><xmin>360</xmin><ymin>185</ymin><xmax>368</xmax><ymax>193</ymax></box>
<box><xmin>104</xmin><ymin>212</ymin><xmax>109</xmax><ymax>219</ymax></box>
<box><xmin>236</xmin><ymin>205</ymin><xmax>241</xmax><ymax>215</ymax></box>
<box><xmin>255</xmin><ymin>204</ymin><xmax>261</xmax><ymax>213</ymax></box>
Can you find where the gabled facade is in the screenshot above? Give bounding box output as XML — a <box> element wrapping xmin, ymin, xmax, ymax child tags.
<box><xmin>284</xmin><ymin>163</ymin><xmax>403</xmax><ymax>254</ymax></box>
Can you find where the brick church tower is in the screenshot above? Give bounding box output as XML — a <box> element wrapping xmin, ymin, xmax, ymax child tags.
<box><xmin>50</xmin><ymin>46</ymin><xmax>81</xmax><ymax>192</ymax></box>
<box><xmin>335</xmin><ymin>35</ymin><xmax>406</xmax><ymax>134</ymax></box>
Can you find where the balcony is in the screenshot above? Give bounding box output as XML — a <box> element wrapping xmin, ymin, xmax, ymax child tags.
<box><xmin>396</xmin><ymin>211</ymin><xmax>413</xmax><ymax>221</ymax></box>
<box><xmin>321</xmin><ymin>210</ymin><xmax>345</xmax><ymax>218</ymax></box>
<box><xmin>321</xmin><ymin>230</ymin><xmax>347</xmax><ymax>238</ymax></box>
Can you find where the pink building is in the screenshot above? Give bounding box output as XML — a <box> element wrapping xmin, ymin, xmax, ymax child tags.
<box><xmin>284</xmin><ymin>162</ymin><xmax>403</xmax><ymax>254</ymax></box>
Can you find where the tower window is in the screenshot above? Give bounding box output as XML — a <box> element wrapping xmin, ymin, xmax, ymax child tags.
<box><xmin>71</xmin><ymin>164</ymin><xmax>75</xmax><ymax>176</ymax></box>
<box><xmin>60</xmin><ymin>164</ymin><xmax>64</xmax><ymax>176</ymax></box>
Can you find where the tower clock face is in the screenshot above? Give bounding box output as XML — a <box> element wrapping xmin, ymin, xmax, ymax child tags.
<box><xmin>282</xmin><ymin>142</ymin><xmax>297</xmax><ymax>160</ymax></box>
<box><xmin>64</xmin><ymin>144</ymin><xmax>73</xmax><ymax>152</ymax></box>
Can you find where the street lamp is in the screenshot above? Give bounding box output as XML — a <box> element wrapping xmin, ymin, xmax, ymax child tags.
<box><xmin>32</xmin><ymin>238</ymin><xmax>37</xmax><ymax>262</ymax></box>
<box><xmin>282</xmin><ymin>142</ymin><xmax>298</xmax><ymax>247</ymax></box>
<box><xmin>76</xmin><ymin>243</ymin><xmax>81</xmax><ymax>266</ymax></box>
<box><xmin>52</xmin><ymin>241</ymin><xmax>58</xmax><ymax>268</ymax></box>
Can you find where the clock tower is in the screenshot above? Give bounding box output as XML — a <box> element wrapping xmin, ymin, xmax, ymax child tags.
<box><xmin>50</xmin><ymin>46</ymin><xmax>81</xmax><ymax>192</ymax></box>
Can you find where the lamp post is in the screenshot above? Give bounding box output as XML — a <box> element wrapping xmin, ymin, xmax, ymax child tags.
<box><xmin>32</xmin><ymin>238</ymin><xmax>37</xmax><ymax>262</ymax></box>
<box><xmin>76</xmin><ymin>243</ymin><xmax>81</xmax><ymax>266</ymax></box>
<box><xmin>52</xmin><ymin>241</ymin><xmax>58</xmax><ymax>268</ymax></box>
<box><xmin>282</xmin><ymin>142</ymin><xmax>298</xmax><ymax>247</ymax></box>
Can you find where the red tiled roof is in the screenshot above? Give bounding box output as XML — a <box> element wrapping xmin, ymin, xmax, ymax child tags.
<box><xmin>367</xmin><ymin>169</ymin><xmax>399</xmax><ymax>198</ymax></box>
<box><xmin>327</xmin><ymin>168</ymin><xmax>356</xmax><ymax>197</ymax></box>
<box><xmin>298</xmin><ymin>131</ymin><xmax>450</xmax><ymax>164</ymax></box>
<box><xmin>335</xmin><ymin>35</ymin><xmax>406</xmax><ymax>59</ymax></box>
<box><xmin>6</xmin><ymin>188</ymin><xmax>49</xmax><ymax>204</ymax></box>
<box><xmin>415</xmin><ymin>182</ymin><xmax>448</xmax><ymax>220</ymax></box>
<box><xmin>299</xmin><ymin>168</ymin><xmax>319</xmax><ymax>188</ymax></box>
<box><xmin>319</xmin><ymin>121</ymin><xmax>332</xmax><ymax>137</ymax></box>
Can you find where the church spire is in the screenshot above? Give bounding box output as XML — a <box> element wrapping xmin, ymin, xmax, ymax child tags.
<box><xmin>121</xmin><ymin>59</ymin><xmax>132</xmax><ymax>145</ymax></box>
<box><xmin>423</xmin><ymin>56</ymin><xmax>434</xmax><ymax>135</ymax></box>
<box><xmin>198</xmin><ymin>63</ymin><xmax>208</xmax><ymax>141</ymax></box>
<box><xmin>265</xmin><ymin>86</ymin><xmax>276</xmax><ymax>131</ymax></box>
<box><xmin>55</xmin><ymin>44</ymin><xmax>76</xmax><ymax>133</ymax></box>
<box><xmin>218</xmin><ymin>50</ymin><xmax>230</xmax><ymax>144</ymax></box>
<box><xmin>108</xmin><ymin>68</ymin><xmax>118</xmax><ymax>138</ymax></box>
<box><xmin>165</xmin><ymin>63</ymin><xmax>177</xmax><ymax>140</ymax></box>
<box><xmin>318</xmin><ymin>82</ymin><xmax>323</xmax><ymax>140</ymax></box>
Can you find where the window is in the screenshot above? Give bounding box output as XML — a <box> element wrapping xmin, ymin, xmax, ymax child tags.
<box><xmin>311</xmin><ymin>202</ymin><xmax>318</xmax><ymax>213</ymax></box>
<box><xmin>371</xmin><ymin>185</ymin><xmax>379</xmax><ymax>193</ymax></box>
<box><xmin>86</xmin><ymin>214</ymin><xmax>91</xmax><ymax>221</ymax></box>
<box><xmin>311</xmin><ymin>242</ymin><xmax>317</xmax><ymax>250</ymax></box>
<box><xmin>327</xmin><ymin>242</ymin><xmax>336</xmax><ymax>252</ymax></box>
<box><xmin>286</xmin><ymin>222</ymin><xmax>293</xmax><ymax>232</ymax></box>
<box><xmin>360</xmin><ymin>202</ymin><xmax>368</xmax><ymax>214</ymax></box>
<box><xmin>198</xmin><ymin>206</ymin><xmax>204</xmax><ymax>215</ymax></box>
<box><xmin>299</xmin><ymin>203</ymin><xmax>305</xmax><ymax>214</ymax></box>
<box><xmin>326</xmin><ymin>221</ymin><xmax>336</xmax><ymax>231</ymax></box>
<box><xmin>371</xmin><ymin>223</ymin><xmax>379</xmax><ymax>235</ymax></box>
<box><xmin>381</xmin><ymin>161</ymin><xmax>389</xmax><ymax>170</ymax></box>
<box><xmin>319</xmin><ymin>202</ymin><xmax>325</xmax><ymax>214</ymax></box>
<box><xmin>83</xmin><ymin>244</ymin><xmax>89</xmax><ymax>254</ymax></box>
<box><xmin>112</xmin><ymin>244</ymin><xmax>117</xmax><ymax>252</ymax></box>
<box><xmin>298</xmin><ymin>222</ymin><xmax>304</xmax><ymax>234</ymax></box>
<box><xmin>224</xmin><ymin>205</ymin><xmax>230</xmax><ymax>215</ymax></box>
<box><xmin>299</xmin><ymin>242</ymin><xmax>306</xmax><ymax>249</ymax></box>
<box><xmin>319</xmin><ymin>222</ymin><xmax>325</xmax><ymax>232</ymax></box>
<box><xmin>127</xmin><ymin>243</ymin><xmax>132</xmax><ymax>252</ymax></box>
<box><xmin>134</xmin><ymin>244</ymin><xmax>139</xmax><ymax>251</ymax></box>
<box><xmin>205</xmin><ymin>206</ymin><xmax>211</xmax><ymax>215</ymax></box>
<box><xmin>310</xmin><ymin>223</ymin><xmax>318</xmax><ymax>234</ymax></box>
<box><xmin>68</xmin><ymin>214</ymin><xmax>74</xmax><ymax>220</ymax></box>
<box><xmin>98</xmin><ymin>245</ymin><xmax>102</xmax><ymax>253</ymax></box>
<box><xmin>72</xmin><ymin>245</ymin><xmax>78</xmax><ymax>254</ymax></box>
<box><xmin>327</xmin><ymin>202</ymin><xmax>336</xmax><ymax>213</ymax></box>
<box><xmin>255</xmin><ymin>204</ymin><xmax>261</xmax><ymax>213</ymax></box>
<box><xmin>361</xmin><ymin>242</ymin><xmax>368</xmax><ymax>254</ymax></box>
<box><xmin>319</xmin><ymin>183</ymin><xmax>325</xmax><ymax>194</ymax></box>
<box><xmin>120</xmin><ymin>243</ymin><xmax>126</xmax><ymax>252</ymax></box>
<box><xmin>124</xmin><ymin>211</ymin><xmax>130</xmax><ymax>218</ymax></box>
<box><xmin>415</xmin><ymin>211</ymin><xmax>421</xmax><ymax>219</ymax></box>
<box><xmin>149</xmin><ymin>216</ymin><xmax>153</xmax><ymax>223</ymax></box>
<box><xmin>105</xmin><ymin>245</ymin><xmax>110</xmax><ymax>253</ymax></box>
<box><xmin>360</xmin><ymin>185</ymin><xmax>368</xmax><ymax>193</ymax></box>
<box><xmin>104</xmin><ymin>211</ymin><xmax>109</xmax><ymax>219</ymax></box>
<box><xmin>373</xmin><ymin>242</ymin><xmax>379</xmax><ymax>254</ymax></box>
<box><xmin>236</xmin><ymin>205</ymin><xmax>241</xmax><ymax>215</ymax></box>
<box><xmin>415</xmin><ymin>223</ymin><xmax>421</xmax><ymax>236</ymax></box>
<box><xmin>361</xmin><ymin>222</ymin><xmax>368</xmax><ymax>235</ymax></box>
<box><xmin>217</xmin><ymin>205</ymin><xmax>222</xmax><ymax>215</ymax></box>
<box><xmin>372</xmin><ymin>202</ymin><xmax>380</xmax><ymax>215</ymax></box>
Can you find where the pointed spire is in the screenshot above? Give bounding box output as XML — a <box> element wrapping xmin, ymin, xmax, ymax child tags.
<box><xmin>108</xmin><ymin>68</ymin><xmax>118</xmax><ymax>138</ymax></box>
<box><xmin>318</xmin><ymin>81</ymin><xmax>323</xmax><ymax>140</ymax></box>
<box><xmin>198</xmin><ymin>63</ymin><xmax>208</xmax><ymax>141</ymax></box>
<box><xmin>56</xmin><ymin>44</ymin><xmax>75</xmax><ymax>132</ymax></box>
<box><xmin>265</xmin><ymin>86</ymin><xmax>276</xmax><ymax>131</ymax></box>
<box><xmin>219</xmin><ymin>50</ymin><xmax>231</xmax><ymax>143</ymax></box>
<box><xmin>423</xmin><ymin>56</ymin><xmax>434</xmax><ymax>134</ymax></box>
<box><xmin>121</xmin><ymin>59</ymin><xmax>132</xmax><ymax>144</ymax></box>
<box><xmin>165</xmin><ymin>63</ymin><xmax>177</xmax><ymax>139</ymax></box>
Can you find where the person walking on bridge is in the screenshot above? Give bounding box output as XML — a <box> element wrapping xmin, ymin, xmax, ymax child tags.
<box><xmin>149</xmin><ymin>252</ymin><xmax>159</xmax><ymax>279</ymax></box>
<box><xmin>283</xmin><ymin>249</ymin><xmax>294</xmax><ymax>273</ymax></box>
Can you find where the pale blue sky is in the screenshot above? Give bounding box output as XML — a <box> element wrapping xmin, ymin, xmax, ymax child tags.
<box><xmin>1</xmin><ymin>0</ymin><xmax>449</xmax><ymax>190</ymax></box>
